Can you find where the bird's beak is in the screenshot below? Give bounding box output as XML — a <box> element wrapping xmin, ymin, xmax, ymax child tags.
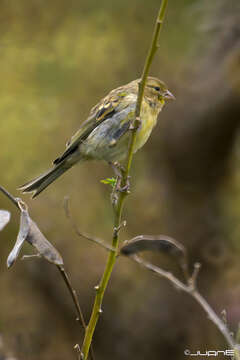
<box><xmin>163</xmin><ymin>90</ymin><xmax>175</xmax><ymax>100</ymax></box>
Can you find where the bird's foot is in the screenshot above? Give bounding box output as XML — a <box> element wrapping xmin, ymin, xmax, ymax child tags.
<box><xmin>111</xmin><ymin>177</ymin><xmax>131</xmax><ymax>206</ymax></box>
<box><xmin>109</xmin><ymin>162</ymin><xmax>130</xmax><ymax>207</ymax></box>
<box><xmin>109</xmin><ymin>161</ymin><xmax>126</xmax><ymax>178</ymax></box>
<box><xmin>116</xmin><ymin>176</ymin><xmax>131</xmax><ymax>194</ymax></box>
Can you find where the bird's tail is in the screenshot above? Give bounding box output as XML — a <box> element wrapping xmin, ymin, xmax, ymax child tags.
<box><xmin>19</xmin><ymin>160</ymin><xmax>74</xmax><ymax>198</ymax></box>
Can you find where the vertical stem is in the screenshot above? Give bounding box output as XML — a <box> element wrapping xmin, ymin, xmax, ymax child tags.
<box><xmin>81</xmin><ymin>193</ymin><xmax>126</xmax><ymax>358</ymax></box>
<box><xmin>57</xmin><ymin>266</ymin><xmax>95</xmax><ymax>360</ymax></box>
<box><xmin>124</xmin><ymin>0</ymin><xmax>169</xmax><ymax>182</ymax></box>
<box><xmin>81</xmin><ymin>1</ymin><xmax>169</xmax><ymax>358</ymax></box>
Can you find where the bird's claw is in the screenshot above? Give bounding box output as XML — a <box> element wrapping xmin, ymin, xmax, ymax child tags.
<box><xmin>116</xmin><ymin>176</ymin><xmax>131</xmax><ymax>194</ymax></box>
<box><xmin>109</xmin><ymin>161</ymin><xmax>125</xmax><ymax>178</ymax></box>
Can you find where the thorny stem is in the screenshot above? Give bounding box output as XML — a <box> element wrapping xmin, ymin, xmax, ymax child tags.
<box><xmin>57</xmin><ymin>266</ymin><xmax>95</xmax><ymax>360</ymax></box>
<box><xmin>81</xmin><ymin>194</ymin><xmax>125</xmax><ymax>359</ymax></box>
<box><xmin>63</xmin><ymin>197</ymin><xmax>114</xmax><ymax>252</ymax></box>
<box><xmin>131</xmin><ymin>255</ymin><xmax>240</xmax><ymax>359</ymax></box>
<box><xmin>81</xmin><ymin>1</ymin><xmax>169</xmax><ymax>358</ymax></box>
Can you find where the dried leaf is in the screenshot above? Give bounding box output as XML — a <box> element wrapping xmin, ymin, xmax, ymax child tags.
<box><xmin>0</xmin><ymin>210</ymin><xmax>11</xmax><ymax>231</ymax></box>
<box><xmin>26</xmin><ymin>219</ymin><xmax>63</xmax><ymax>266</ymax></box>
<box><xmin>7</xmin><ymin>199</ymin><xmax>63</xmax><ymax>268</ymax></box>
<box><xmin>121</xmin><ymin>234</ymin><xmax>186</xmax><ymax>260</ymax></box>
<box><xmin>7</xmin><ymin>207</ymin><xmax>30</xmax><ymax>268</ymax></box>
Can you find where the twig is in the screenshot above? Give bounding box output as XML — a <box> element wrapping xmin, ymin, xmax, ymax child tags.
<box><xmin>21</xmin><ymin>254</ymin><xmax>41</xmax><ymax>260</ymax></box>
<box><xmin>81</xmin><ymin>1</ymin><xmax>169</xmax><ymax>358</ymax></box>
<box><xmin>74</xmin><ymin>229</ymin><xmax>115</xmax><ymax>252</ymax></box>
<box><xmin>57</xmin><ymin>265</ymin><xmax>86</xmax><ymax>328</ymax></box>
<box><xmin>191</xmin><ymin>291</ymin><xmax>236</xmax><ymax>351</ymax></box>
<box><xmin>64</xmin><ymin>196</ymin><xmax>114</xmax><ymax>252</ymax></box>
<box><xmin>57</xmin><ymin>266</ymin><xmax>95</xmax><ymax>360</ymax></box>
<box><xmin>131</xmin><ymin>254</ymin><xmax>189</xmax><ymax>292</ymax></box>
<box><xmin>130</xmin><ymin>254</ymin><xmax>240</xmax><ymax>358</ymax></box>
<box><xmin>188</xmin><ymin>262</ymin><xmax>201</xmax><ymax>290</ymax></box>
<box><xmin>0</xmin><ymin>185</ymin><xmax>20</xmax><ymax>209</ymax></box>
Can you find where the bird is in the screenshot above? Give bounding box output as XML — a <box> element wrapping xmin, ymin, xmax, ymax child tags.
<box><xmin>19</xmin><ymin>77</ymin><xmax>174</xmax><ymax>198</ymax></box>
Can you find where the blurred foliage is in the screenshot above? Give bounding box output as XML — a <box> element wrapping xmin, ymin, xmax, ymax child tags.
<box><xmin>0</xmin><ymin>0</ymin><xmax>240</xmax><ymax>359</ymax></box>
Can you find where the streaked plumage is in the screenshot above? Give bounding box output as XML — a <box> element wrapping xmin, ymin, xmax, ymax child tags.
<box><xmin>19</xmin><ymin>77</ymin><xmax>174</xmax><ymax>198</ymax></box>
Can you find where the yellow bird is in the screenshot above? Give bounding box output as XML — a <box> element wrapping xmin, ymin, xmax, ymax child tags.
<box><xmin>19</xmin><ymin>77</ymin><xmax>174</xmax><ymax>198</ymax></box>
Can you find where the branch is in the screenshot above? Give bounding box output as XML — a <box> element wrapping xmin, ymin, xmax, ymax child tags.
<box><xmin>130</xmin><ymin>254</ymin><xmax>240</xmax><ymax>359</ymax></box>
<box><xmin>63</xmin><ymin>196</ymin><xmax>114</xmax><ymax>252</ymax></box>
<box><xmin>81</xmin><ymin>1</ymin><xmax>169</xmax><ymax>358</ymax></box>
<box><xmin>0</xmin><ymin>185</ymin><xmax>20</xmax><ymax>209</ymax></box>
<box><xmin>57</xmin><ymin>266</ymin><xmax>95</xmax><ymax>360</ymax></box>
<box><xmin>57</xmin><ymin>266</ymin><xmax>86</xmax><ymax>329</ymax></box>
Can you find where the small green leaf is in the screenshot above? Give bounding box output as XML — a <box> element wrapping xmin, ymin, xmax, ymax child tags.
<box><xmin>101</xmin><ymin>177</ymin><xmax>117</xmax><ymax>188</ymax></box>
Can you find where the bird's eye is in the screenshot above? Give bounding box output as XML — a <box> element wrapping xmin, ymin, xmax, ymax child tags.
<box><xmin>154</xmin><ymin>86</ymin><xmax>160</xmax><ymax>91</ymax></box>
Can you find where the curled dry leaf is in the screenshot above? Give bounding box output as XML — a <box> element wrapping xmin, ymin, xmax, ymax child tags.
<box><xmin>121</xmin><ymin>234</ymin><xmax>186</xmax><ymax>261</ymax></box>
<box><xmin>0</xmin><ymin>210</ymin><xmax>11</xmax><ymax>231</ymax></box>
<box><xmin>7</xmin><ymin>199</ymin><xmax>63</xmax><ymax>268</ymax></box>
<box><xmin>26</xmin><ymin>219</ymin><xmax>63</xmax><ymax>266</ymax></box>
<box><xmin>7</xmin><ymin>206</ymin><xmax>30</xmax><ymax>268</ymax></box>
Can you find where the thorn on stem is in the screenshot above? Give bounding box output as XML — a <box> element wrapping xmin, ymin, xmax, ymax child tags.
<box><xmin>114</xmin><ymin>220</ymin><xmax>127</xmax><ymax>237</ymax></box>
<box><xmin>129</xmin><ymin>117</ymin><xmax>141</xmax><ymax>131</ymax></box>
<box><xmin>74</xmin><ymin>344</ymin><xmax>83</xmax><ymax>360</ymax></box>
<box><xmin>189</xmin><ymin>262</ymin><xmax>201</xmax><ymax>290</ymax></box>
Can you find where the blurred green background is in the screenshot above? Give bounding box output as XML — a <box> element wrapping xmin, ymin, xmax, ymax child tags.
<box><xmin>0</xmin><ymin>0</ymin><xmax>240</xmax><ymax>359</ymax></box>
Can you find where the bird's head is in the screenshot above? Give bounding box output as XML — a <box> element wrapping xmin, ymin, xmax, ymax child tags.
<box><xmin>144</xmin><ymin>77</ymin><xmax>175</xmax><ymax>104</ymax></box>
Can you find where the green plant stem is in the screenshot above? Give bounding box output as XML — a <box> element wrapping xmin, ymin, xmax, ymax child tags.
<box><xmin>57</xmin><ymin>266</ymin><xmax>95</xmax><ymax>360</ymax></box>
<box><xmin>81</xmin><ymin>194</ymin><xmax>125</xmax><ymax>359</ymax></box>
<box><xmin>81</xmin><ymin>1</ymin><xmax>169</xmax><ymax>358</ymax></box>
<box><xmin>124</xmin><ymin>0</ymin><xmax>168</xmax><ymax>181</ymax></box>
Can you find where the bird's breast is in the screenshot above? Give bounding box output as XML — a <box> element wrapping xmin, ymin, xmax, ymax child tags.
<box><xmin>133</xmin><ymin>100</ymin><xmax>160</xmax><ymax>153</ymax></box>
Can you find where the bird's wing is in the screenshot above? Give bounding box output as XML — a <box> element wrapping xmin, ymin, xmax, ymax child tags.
<box><xmin>53</xmin><ymin>88</ymin><xmax>129</xmax><ymax>165</ymax></box>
